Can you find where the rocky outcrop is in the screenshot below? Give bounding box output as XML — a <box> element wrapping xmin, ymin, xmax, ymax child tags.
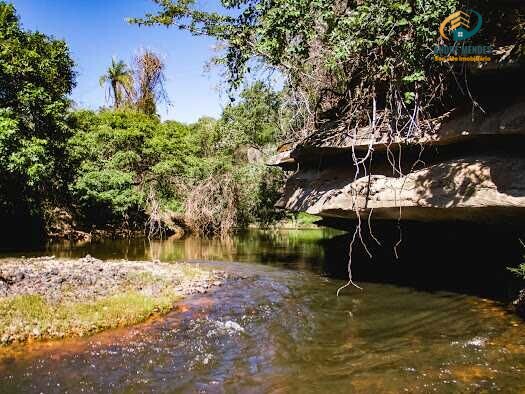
<box><xmin>272</xmin><ymin>101</ymin><xmax>525</xmax><ymax>224</ymax></box>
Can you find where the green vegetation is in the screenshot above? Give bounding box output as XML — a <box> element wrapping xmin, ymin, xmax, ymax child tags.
<box><xmin>99</xmin><ymin>58</ymin><xmax>134</xmax><ymax>109</ymax></box>
<box><xmin>508</xmin><ymin>241</ymin><xmax>525</xmax><ymax>279</ymax></box>
<box><xmin>0</xmin><ymin>260</ymin><xmax>212</xmax><ymax>344</ymax></box>
<box><xmin>510</xmin><ymin>264</ymin><xmax>525</xmax><ymax>279</ymax></box>
<box><xmin>66</xmin><ymin>81</ymin><xmax>285</xmax><ymax>236</ymax></box>
<box><xmin>0</xmin><ymin>291</ymin><xmax>178</xmax><ymax>343</ymax></box>
<box><xmin>135</xmin><ymin>1</ymin><xmax>524</xmax><ymax>137</ymax></box>
<box><xmin>0</xmin><ymin>2</ymin><xmax>288</xmax><ymax>241</ymax></box>
<box><xmin>0</xmin><ymin>2</ymin><xmax>75</xmax><ymax>241</ymax></box>
<box><xmin>7</xmin><ymin>0</ymin><xmax>522</xmax><ymax>241</ymax></box>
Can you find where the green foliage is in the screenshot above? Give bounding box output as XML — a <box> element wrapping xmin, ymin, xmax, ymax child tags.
<box><xmin>233</xmin><ymin>164</ymin><xmax>285</xmax><ymax>227</ymax></box>
<box><xmin>508</xmin><ymin>242</ymin><xmax>525</xmax><ymax>279</ymax></box>
<box><xmin>68</xmin><ymin>110</ymin><xmax>191</xmax><ymax>225</ymax></box>
<box><xmin>216</xmin><ymin>82</ymin><xmax>281</xmax><ymax>152</ymax></box>
<box><xmin>67</xmin><ymin>81</ymin><xmax>285</xmax><ymax>233</ymax></box>
<box><xmin>135</xmin><ymin>1</ymin><xmax>525</xmax><ymax>136</ymax></box>
<box><xmin>509</xmin><ymin>264</ymin><xmax>525</xmax><ymax>279</ymax></box>
<box><xmin>0</xmin><ymin>2</ymin><xmax>75</xmax><ymax>228</ymax></box>
<box><xmin>181</xmin><ymin>82</ymin><xmax>286</xmax><ymax>234</ymax></box>
<box><xmin>295</xmin><ymin>213</ymin><xmax>321</xmax><ymax>226</ymax></box>
<box><xmin>0</xmin><ymin>291</ymin><xmax>179</xmax><ymax>343</ymax></box>
<box><xmin>68</xmin><ymin>83</ymin><xmax>283</xmax><ymax>233</ymax></box>
<box><xmin>99</xmin><ymin>58</ymin><xmax>134</xmax><ymax>109</ymax></box>
<box><xmin>0</xmin><ymin>2</ymin><xmax>285</xmax><ymax>238</ymax></box>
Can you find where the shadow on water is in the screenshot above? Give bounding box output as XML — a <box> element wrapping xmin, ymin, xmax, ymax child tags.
<box><xmin>1</xmin><ymin>226</ymin><xmax>525</xmax><ymax>392</ymax></box>
<box><xmin>321</xmin><ymin>222</ymin><xmax>525</xmax><ymax>302</ymax></box>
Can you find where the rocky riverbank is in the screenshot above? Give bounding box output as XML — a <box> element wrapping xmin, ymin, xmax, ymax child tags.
<box><xmin>0</xmin><ymin>256</ymin><xmax>237</xmax><ymax>345</ymax></box>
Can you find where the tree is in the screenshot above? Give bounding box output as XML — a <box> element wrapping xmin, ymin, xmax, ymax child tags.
<box><xmin>99</xmin><ymin>58</ymin><xmax>133</xmax><ymax>109</ymax></box>
<box><xmin>133</xmin><ymin>1</ymin><xmax>525</xmax><ymax>139</ymax></box>
<box><xmin>0</xmin><ymin>2</ymin><xmax>75</xmax><ymax>240</ymax></box>
<box><xmin>216</xmin><ymin>82</ymin><xmax>281</xmax><ymax>152</ymax></box>
<box><xmin>67</xmin><ymin>83</ymin><xmax>284</xmax><ymax>236</ymax></box>
<box><xmin>67</xmin><ymin>110</ymin><xmax>194</xmax><ymax>229</ymax></box>
<box><xmin>133</xmin><ymin>50</ymin><xmax>169</xmax><ymax>116</ymax></box>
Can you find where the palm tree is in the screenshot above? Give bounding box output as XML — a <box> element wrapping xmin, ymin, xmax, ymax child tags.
<box><xmin>99</xmin><ymin>58</ymin><xmax>133</xmax><ymax>109</ymax></box>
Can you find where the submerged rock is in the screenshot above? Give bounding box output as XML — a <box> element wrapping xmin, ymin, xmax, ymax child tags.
<box><xmin>223</xmin><ymin>321</ymin><xmax>244</xmax><ymax>333</ymax></box>
<box><xmin>513</xmin><ymin>289</ymin><xmax>525</xmax><ymax>318</ymax></box>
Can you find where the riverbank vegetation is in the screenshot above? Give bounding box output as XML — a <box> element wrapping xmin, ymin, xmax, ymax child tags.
<box><xmin>67</xmin><ymin>83</ymin><xmax>285</xmax><ymax>238</ymax></box>
<box><xmin>132</xmin><ymin>0</ymin><xmax>525</xmax><ymax>299</ymax></box>
<box><xmin>0</xmin><ymin>2</ymin><xmax>292</xmax><ymax>245</ymax></box>
<box><xmin>134</xmin><ymin>0</ymin><xmax>524</xmax><ymax>140</ymax></box>
<box><xmin>4</xmin><ymin>0</ymin><xmax>522</xmax><ymax>245</ymax></box>
<box><xmin>0</xmin><ymin>291</ymin><xmax>176</xmax><ymax>344</ymax></box>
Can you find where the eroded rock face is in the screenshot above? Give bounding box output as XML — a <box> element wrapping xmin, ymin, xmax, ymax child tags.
<box><xmin>294</xmin><ymin>101</ymin><xmax>525</xmax><ymax>156</ymax></box>
<box><xmin>277</xmin><ymin>155</ymin><xmax>525</xmax><ymax>223</ymax></box>
<box><xmin>272</xmin><ymin>102</ymin><xmax>525</xmax><ymax>224</ymax></box>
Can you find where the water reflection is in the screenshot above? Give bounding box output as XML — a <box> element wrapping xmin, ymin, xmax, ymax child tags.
<box><xmin>42</xmin><ymin>229</ymin><xmax>340</xmax><ymax>274</ymax></box>
<box><xmin>0</xmin><ymin>228</ymin><xmax>524</xmax><ymax>392</ymax></box>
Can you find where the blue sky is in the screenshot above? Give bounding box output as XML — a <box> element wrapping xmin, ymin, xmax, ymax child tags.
<box><xmin>11</xmin><ymin>0</ymin><xmax>226</xmax><ymax>123</ymax></box>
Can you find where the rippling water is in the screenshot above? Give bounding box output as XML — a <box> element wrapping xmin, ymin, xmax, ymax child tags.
<box><xmin>0</xmin><ymin>229</ymin><xmax>524</xmax><ymax>393</ymax></box>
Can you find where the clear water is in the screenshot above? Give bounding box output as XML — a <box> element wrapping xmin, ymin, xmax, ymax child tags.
<box><xmin>0</xmin><ymin>229</ymin><xmax>524</xmax><ymax>393</ymax></box>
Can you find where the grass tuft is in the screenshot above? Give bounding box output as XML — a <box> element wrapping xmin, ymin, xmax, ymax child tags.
<box><xmin>0</xmin><ymin>291</ymin><xmax>180</xmax><ymax>344</ymax></box>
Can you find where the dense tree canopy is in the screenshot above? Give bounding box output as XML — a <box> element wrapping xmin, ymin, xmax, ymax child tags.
<box><xmin>67</xmin><ymin>82</ymin><xmax>285</xmax><ymax>235</ymax></box>
<box><xmin>0</xmin><ymin>2</ymin><xmax>293</xmax><ymax>242</ymax></box>
<box><xmin>216</xmin><ymin>81</ymin><xmax>281</xmax><ymax>151</ymax></box>
<box><xmin>135</xmin><ymin>1</ymin><xmax>525</xmax><ymax>137</ymax></box>
<box><xmin>0</xmin><ymin>2</ymin><xmax>75</xmax><ymax>235</ymax></box>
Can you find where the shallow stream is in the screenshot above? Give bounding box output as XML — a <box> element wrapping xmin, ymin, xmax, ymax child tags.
<box><xmin>0</xmin><ymin>229</ymin><xmax>524</xmax><ymax>392</ymax></box>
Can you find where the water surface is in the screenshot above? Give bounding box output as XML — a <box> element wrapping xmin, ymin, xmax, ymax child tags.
<box><xmin>0</xmin><ymin>229</ymin><xmax>524</xmax><ymax>393</ymax></box>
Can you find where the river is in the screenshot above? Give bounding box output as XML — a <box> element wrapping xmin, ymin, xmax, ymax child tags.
<box><xmin>0</xmin><ymin>229</ymin><xmax>524</xmax><ymax>392</ymax></box>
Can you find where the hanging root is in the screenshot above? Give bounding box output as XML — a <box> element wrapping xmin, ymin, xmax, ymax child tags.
<box><xmin>337</xmin><ymin>224</ymin><xmax>363</xmax><ymax>296</ymax></box>
<box><xmin>394</xmin><ymin>206</ymin><xmax>403</xmax><ymax>260</ymax></box>
<box><xmin>368</xmin><ymin>208</ymin><xmax>381</xmax><ymax>246</ymax></box>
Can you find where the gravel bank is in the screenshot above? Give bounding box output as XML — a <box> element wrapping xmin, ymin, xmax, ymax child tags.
<box><xmin>0</xmin><ymin>256</ymin><xmax>237</xmax><ymax>344</ymax></box>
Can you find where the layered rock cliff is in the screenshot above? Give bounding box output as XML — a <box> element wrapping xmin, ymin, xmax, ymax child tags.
<box><xmin>271</xmin><ymin>101</ymin><xmax>525</xmax><ymax>227</ymax></box>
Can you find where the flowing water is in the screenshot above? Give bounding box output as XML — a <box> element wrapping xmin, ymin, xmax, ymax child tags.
<box><xmin>0</xmin><ymin>229</ymin><xmax>524</xmax><ymax>393</ymax></box>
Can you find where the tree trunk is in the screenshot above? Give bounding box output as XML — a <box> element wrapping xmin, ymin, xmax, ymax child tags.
<box><xmin>112</xmin><ymin>80</ymin><xmax>119</xmax><ymax>108</ymax></box>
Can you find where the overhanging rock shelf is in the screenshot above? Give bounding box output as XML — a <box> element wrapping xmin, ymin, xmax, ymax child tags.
<box><xmin>270</xmin><ymin>101</ymin><xmax>525</xmax><ymax>226</ymax></box>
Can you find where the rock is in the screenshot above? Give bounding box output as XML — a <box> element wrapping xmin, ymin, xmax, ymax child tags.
<box><xmin>0</xmin><ymin>256</ymin><xmax>239</xmax><ymax>344</ymax></box>
<box><xmin>246</xmin><ymin>147</ymin><xmax>263</xmax><ymax>164</ymax></box>
<box><xmin>28</xmin><ymin>256</ymin><xmax>55</xmax><ymax>262</ymax></box>
<box><xmin>267</xmin><ymin>149</ymin><xmax>297</xmax><ymax>171</ymax></box>
<box><xmin>514</xmin><ymin>290</ymin><xmax>525</xmax><ymax>318</ymax></box>
<box><xmin>223</xmin><ymin>321</ymin><xmax>244</xmax><ymax>333</ymax></box>
<box><xmin>234</xmin><ymin>144</ymin><xmax>264</xmax><ymax>164</ymax></box>
<box><xmin>277</xmin><ymin>156</ymin><xmax>525</xmax><ymax>224</ymax></box>
<box><xmin>273</xmin><ymin>104</ymin><xmax>525</xmax><ymax>225</ymax></box>
<box><xmin>290</xmin><ymin>101</ymin><xmax>525</xmax><ymax>154</ymax></box>
<box><xmin>0</xmin><ymin>281</ymin><xmax>8</xmax><ymax>297</ymax></box>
